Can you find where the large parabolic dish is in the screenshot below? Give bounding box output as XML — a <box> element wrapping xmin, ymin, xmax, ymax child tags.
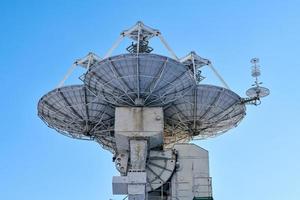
<box><xmin>164</xmin><ymin>84</ymin><xmax>246</xmax><ymax>142</ymax></box>
<box><xmin>37</xmin><ymin>85</ymin><xmax>116</xmax><ymax>151</ymax></box>
<box><xmin>83</xmin><ymin>53</ymin><xmax>195</xmax><ymax>106</ymax></box>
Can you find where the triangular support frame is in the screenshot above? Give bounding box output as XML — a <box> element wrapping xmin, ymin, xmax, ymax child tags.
<box><xmin>57</xmin><ymin>52</ymin><xmax>101</xmax><ymax>88</ymax></box>
<box><xmin>181</xmin><ymin>51</ymin><xmax>230</xmax><ymax>89</ymax></box>
<box><xmin>103</xmin><ymin>21</ymin><xmax>179</xmax><ymax>60</ymax></box>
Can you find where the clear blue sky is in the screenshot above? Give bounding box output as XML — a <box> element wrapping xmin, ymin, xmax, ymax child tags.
<box><xmin>1</xmin><ymin>1</ymin><xmax>299</xmax><ymax>200</ymax></box>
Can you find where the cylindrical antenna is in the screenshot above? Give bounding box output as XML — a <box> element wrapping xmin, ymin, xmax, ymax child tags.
<box><xmin>251</xmin><ymin>58</ymin><xmax>261</xmax><ymax>78</ymax></box>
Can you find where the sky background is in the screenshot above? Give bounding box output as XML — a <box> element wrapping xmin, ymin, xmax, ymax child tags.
<box><xmin>1</xmin><ymin>0</ymin><xmax>300</xmax><ymax>200</ymax></box>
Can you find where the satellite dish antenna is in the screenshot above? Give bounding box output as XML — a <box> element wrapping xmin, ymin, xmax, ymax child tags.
<box><xmin>37</xmin><ymin>22</ymin><xmax>270</xmax><ymax>200</ymax></box>
<box><xmin>37</xmin><ymin>85</ymin><xmax>116</xmax><ymax>153</ymax></box>
<box><xmin>164</xmin><ymin>84</ymin><xmax>246</xmax><ymax>146</ymax></box>
<box><xmin>83</xmin><ymin>53</ymin><xmax>194</xmax><ymax>107</ymax></box>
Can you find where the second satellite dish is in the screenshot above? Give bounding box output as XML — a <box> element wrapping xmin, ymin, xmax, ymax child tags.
<box><xmin>164</xmin><ymin>84</ymin><xmax>246</xmax><ymax>141</ymax></box>
<box><xmin>38</xmin><ymin>85</ymin><xmax>115</xmax><ymax>140</ymax></box>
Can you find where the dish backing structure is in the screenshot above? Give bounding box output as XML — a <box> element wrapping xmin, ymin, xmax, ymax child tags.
<box><xmin>38</xmin><ymin>22</ymin><xmax>269</xmax><ymax>200</ymax></box>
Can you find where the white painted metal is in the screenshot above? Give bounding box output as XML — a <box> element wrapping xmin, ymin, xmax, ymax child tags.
<box><xmin>180</xmin><ymin>51</ymin><xmax>210</xmax><ymax>70</ymax></box>
<box><xmin>157</xmin><ymin>34</ymin><xmax>179</xmax><ymax>61</ymax></box>
<box><xmin>103</xmin><ymin>35</ymin><xmax>125</xmax><ymax>59</ymax></box>
<box><xmin>180</xmin><ymin>51</ymin><xmax>231</xmax><ymax>89</ymax></box>
<box><xmin>246</xmin><ymin>86</ymin><xmax>270</xmax><ymax>98</ymax></box>
<box><xmin>171</xmin><ymin>144</ymin><xmax>212</xmax><ymax>199</ymax></box>
<box><xmin>57</xmin><ymin>63</ymin><xmax>78</xmax><ymax>88</ymax></box>
<box><xmin>130</xmin><ymin>140</ymin><xmax>148</xmax><ymax>171</ymax></box>
<box><xmin>115</xmin><ymin>152</ymin><xmax>129</xmax><ymax>175</ymax></box>
<box><xmin>208</xmin><ymin>63</ymin><xmax>230</xmax><ymax>89</ymax></box>
<box><xmin>113</xmin><ymin>172</ymin><xmax>147</xmax><ymax>199</ymax></box>
<box><xmin>113</xmin><ymin>107</ymin><xmax>165</xmax><ymax>200</ymax></box>
<box><xmin>122</xmin><ymin>21</ymin><xmax>159</xmax><ymax>41</ymax></box>
<box><xmin>180</xmin><ymin>51</ymin><xmax>210</xmax><ymax>83</ymax></box>
<box><xmin>146</xmin><ymin>149</ymin><xmax>176</xmax><ymax>191</ymax></box>
<box><xmin>114</xmin><ymin>107</ymin><xmax>164</xmax><ymax>151</ymax></box>
<box><xmin>103</xmin><ymin>21</ymin><xmax>179</xmax><ymax>60</ymax></box>
<box><xmin>75</xmin><ymin>52</ymin><xmax>102</xmax><ymax>70</ymax></box>
<box><xmin>57</xmin><ymin>52</ymin><xmax>101</xmax><ymax>88</ymax></box>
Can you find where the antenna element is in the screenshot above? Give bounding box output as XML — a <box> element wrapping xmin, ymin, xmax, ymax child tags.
<box><xmin>243</xmin><ymin>58</ymin><xmax>270</xmax><ymax>105</ymax></box>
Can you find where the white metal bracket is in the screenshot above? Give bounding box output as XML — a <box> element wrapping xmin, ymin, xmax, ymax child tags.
<box><xmin>103</xmin><ymin>21</ymin><xmax>179</xmax><ymax>60</ymax></box>
<box><xmin>57</xmin><ymin>52</ymin><xmax>101</xmax><ymax>88</ymax></box>
<box><xmin>181</xmin><ymin>51</ymin><xmax>230</xmax><ymax>89</ymax></box>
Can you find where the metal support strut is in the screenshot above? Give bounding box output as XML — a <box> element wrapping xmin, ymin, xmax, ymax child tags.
<box><xmin>103</xmin><ymin>21</ymin><xmax>179</xmax><ymax>61</ymax></box>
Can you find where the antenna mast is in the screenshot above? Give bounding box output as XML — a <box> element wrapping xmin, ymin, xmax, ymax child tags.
<box><xmin>243</xmin><ymin>58</ymin><xmax>270</xmax><ymax>105</ymax></box>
